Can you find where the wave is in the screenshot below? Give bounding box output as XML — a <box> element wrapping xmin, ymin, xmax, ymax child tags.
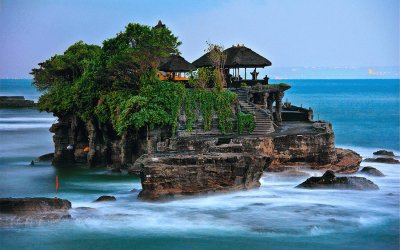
<box><xmin>0</xmin><ymin>123</ymin><xmax>52</xmax><ymax>130</ymax></box>
<box><xmin>337</xmin><ymin>144</ymin><xmax>400</xmax><ymax>158</ymax></box>
<box><xmin>0</xmin><ymin>117</ymin><xmax>56</xmax><ymax>122</ymax></box>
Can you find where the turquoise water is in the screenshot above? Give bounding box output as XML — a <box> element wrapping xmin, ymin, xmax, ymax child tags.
<box><xmin>0</xmin><ymin>79</ymin><xmax>399</xmax><ymax>250</ymax></box>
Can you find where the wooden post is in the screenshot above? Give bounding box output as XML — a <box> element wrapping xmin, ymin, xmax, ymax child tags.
<box><xmin>245</xmin><ymin>68</ymin><xmax>247</xmax><ymax>80</ymax></box>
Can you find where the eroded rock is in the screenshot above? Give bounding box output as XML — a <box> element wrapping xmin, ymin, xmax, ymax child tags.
<box><xmin>373</xmin><ymin>150</ymin><xmax>395</xmax><ymax>157</ymax></box>
<box><xmin>268</xmin><ymin>148</ymin><xmax>362</xmax><ymax>174</ymax></box>
<box><xmin>138</xmin><ymin>153</ymin><xmax>271</xmax><ymax>200</ymax></box>
<box><xmin>296</xmin><ymin>170</ymin><xmax>379</xmax><ymax>190</ymax></box>
<box><xmin>0</xmin><ymin>197</ymin><xmax>71</xmax><ymax>226</ymax></box>
<box><xmin>94</xmin><ymin>196</ymin><xmax>116</xmax><ymax>202</ymax></box>
<box><xmin>364</xmin><ymin>157</ymin><xmax>400</xmax><ymax>164</ymax></box>
<box><xmin>360</xmin><ymin>167</ymin><xmax>384</xmax><ymax>177</ymax></box>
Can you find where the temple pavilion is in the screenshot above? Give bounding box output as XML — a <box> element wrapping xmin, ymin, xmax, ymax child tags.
<box><xmin>158</xmin><ymin>54</ymin><xmax>195</xmax><ymax>81</ymax></box>
<box><xmin>192</xmin><ymin>44</ymin><xmax>272</xmax><ymax>88</ymax></box>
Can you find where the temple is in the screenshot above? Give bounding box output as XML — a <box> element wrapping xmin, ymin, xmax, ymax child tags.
<box><xmin>157</xmin><ymin>36</ymin><xmax>308</xmax><ymax>134</ymax></box>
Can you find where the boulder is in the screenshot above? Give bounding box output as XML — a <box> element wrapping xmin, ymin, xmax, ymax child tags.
<box><xmin>373</xmin><ymin>150</ymin><xmax>395</xmax><ymax>157</ymax></box>
<box><xmin>364</xmin><ymin>157</ymin><xmax>400</xmax><ymax>164</ymax></box>
<box><xmin>0</xmin><ymin>197</ymin><xmax>71</xmax><ymax>226</ymax></box>
<box><xmin>360</xmin><ymin>167</ymin><xmax>384</xmax><ymax>177</ymax></box>
<box><xmin>94</xmin><ymin>196</ymin><xmax>116</xmax><ymax>202</ymax></box>
<box><xmin>296</xmin><ymin>170</ymin><xmax>379</xmax><ymax>190</ymax></box>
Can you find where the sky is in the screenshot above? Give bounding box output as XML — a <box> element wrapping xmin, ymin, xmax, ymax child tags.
<box><xmin>0</xmin><ymin>0</ymin><xmax>399</xmax><ymax>79</ymax></box>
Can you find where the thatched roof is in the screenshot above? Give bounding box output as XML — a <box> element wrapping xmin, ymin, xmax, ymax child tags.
<box><xmin>159</xmin><ymin>55</ymin><xmax>196</xmax><ymax>72</ymax></box>
<box><xmin>192</xmin><ymin>45</ymin><xmax>272</xmax><ymax>68</ymax></box>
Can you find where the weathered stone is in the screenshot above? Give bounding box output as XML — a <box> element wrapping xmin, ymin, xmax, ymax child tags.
<box><xmin>268</xmin><ymin>148</ymin><xmax>361</xmax><ymax>174</ymax></box>
<box><xmin>360</xmin><ymin>167</ymin><xmax>384</xmax><ymax>177</ymax></box>
<box><xmin>138</xmin><ymin>153</ymin><xmax>271</xmax><ymax>200</ymax></box>
<box><xmin>94</xmin><ymin>196</ymin><xmax>116</xmax><ymax>202</ymax></box>
<box><xmin>296</xmin><ymin>170</ymin><xmax>379</xmax><ymax>190</ymax></box>
<box><xmin>0</xmin><ymin>197</ymin><xmax>71</xmax><ymax>214</ymax></box>
<box><xmin>364</xmin><ymin>157</ymin><xmax>400</xmax><ymax>164</ymax></box>
<box><xmin>319</xmin><ymin>148</ymin><xmax>362</xmax><ymax>174</ymax></box>
<box><xmin>0</xmin><ymin>197</ymin><xmax>71</xmax><ymax>226</ymax></box>
<box><xmin>373</xmin><ymin>150</ymin><xmax>395</xmax><ymax>157</ymax></box>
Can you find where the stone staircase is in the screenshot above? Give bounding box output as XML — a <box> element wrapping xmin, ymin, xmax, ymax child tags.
<box><xmin>235</xmin><ymin>89</ymin><xmax>275</xmax><ymax>135</ymax></box>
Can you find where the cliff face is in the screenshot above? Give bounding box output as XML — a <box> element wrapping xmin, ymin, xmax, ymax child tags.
<box><xmin>50</xmin><ymin>114</ymin><xmax>148</xmax><ymax>168</ymax></box>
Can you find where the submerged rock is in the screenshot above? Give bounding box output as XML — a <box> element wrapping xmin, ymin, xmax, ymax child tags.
<box><xmin>360</xmin><ymin>167</ymin><xmax>384</xmax><ymax>177</ymax></box>
<box><xmin>36</xmin><ymin>153</ymin><xmax>54</xmax><ymax>162</ymax></box>
<box><xmin>296</xmin><ymin>170</ymin><xmax>379</xmax><ymax>190</ymax></box>
<box><xmin>364</xmin><ymin>157</ymin><xmax>400</xmax><ymax>164</ymax></box>
<box><xmin>94</xmin><ymin>196</ymin><xmax>116</xmax><ymax>202</ymax></box>
<box><xmin>0</xmin><ymin>197</ymin><xmax>71</xmax><ymax>226</ymax></box>
<box><xmin>373</xmin><ymin>150</ymin><xmax>395</xmax><ymax>157</ymax></box>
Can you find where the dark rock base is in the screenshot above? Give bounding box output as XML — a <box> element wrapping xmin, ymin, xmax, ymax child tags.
<box><xmin>297</xmin><ymin>170</ymin><xmax>379</xmax><ymax>190</ymax></box>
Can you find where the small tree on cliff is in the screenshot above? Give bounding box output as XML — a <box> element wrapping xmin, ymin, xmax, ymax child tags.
<box><xmin>206</xmin><ymin>42</ymin><xmax>227</xmax><ymax>91</ymax></box>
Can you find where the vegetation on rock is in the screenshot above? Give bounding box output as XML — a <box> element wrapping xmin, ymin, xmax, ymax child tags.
<box><xmin>31</xmin><ymin>22</ymin><xmax>252</xmax><ymax>136</ymax></box>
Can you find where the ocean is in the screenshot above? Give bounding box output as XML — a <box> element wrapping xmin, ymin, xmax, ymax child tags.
<box><xmin>0</xmin><ymin>79</ymin><xmax>399</xmax><ymax>250</ymax></box>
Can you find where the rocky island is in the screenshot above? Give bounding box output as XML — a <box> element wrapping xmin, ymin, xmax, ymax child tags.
<box><xmin>29</xmin><ymin>21</ymin><xmax>367</xmax><ymax>201</ymax></box>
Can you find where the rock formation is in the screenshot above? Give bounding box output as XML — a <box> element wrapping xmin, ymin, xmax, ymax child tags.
<box><xmin>296</xmin><ymin>170</ymin><xmax>379</xmax><ymax>190</ymax></box>
<box><xmin>0</xmin><ymin>96</ymin><xmax>36</xmax><ymax>108</ymax></box>
<box><xmin>360</xmin><ymin>166</ymin><xmax>385</xmax><ymax>177</ymax></box>
<box><xmin>373</xmin><ymin>150</ymin><xmax>395</xmax><ymax>156</ymax></box>
<box><xmin>0</xmin><ymin>197</ymin><xmax>71</xmax><ymax>226</ymax></box>
<box><xmin>94</xmin><ymin>196</ymin><xmax>116</xmax><ymax>202</ymax></box>
<box><xmin>138</xmin><ymin>152</ymin><xmax>271</xmax><ymax>200</ymax></box>
<box><xmin>364</xmin><ymin>157</ymin><xmax>400</xmax><ymax>164</ymax></box>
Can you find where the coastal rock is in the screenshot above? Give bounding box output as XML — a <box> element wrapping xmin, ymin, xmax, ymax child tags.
<box><xmin>94</xmin><ymin>196</ymin><xmax>116</xmax><ymax>202</ymax></box>
<box><xmin>296</xmin><ymin>170</ymin><xmax>379</xmax><ymax>190</ymax></box>
<box><xmin>325</xmin><ymin>148</ymin><xmax>362</xmax><ymax>174</ymax></box>
<box><xmin>364</xmin><ymin>157</ymin><xmax>400</xmax><ymax>164</ymax></box>
<box><xmin>36</xmin><ymin>153</ymin><xmax>54</xmax><ymax>162</ymax></box>
<box><xmin>138</xmin><ymin>153</ymin><xmax>271</xmax><ymax>200</ymax></box>
<box><xmin>373</xmin><ymin>150</ymin><xmax>395</xmax><ymax>157</ymax></box>
<box><xmin>0</xmin><ymin>197</ymin><xmax>71</xmax><ymax>226</ymax></box>
<box><xmin>0</xmin><ymin>96</ymin><xmax>36</xmax><ymax>108</ymax></box>
<box><xmin>360</xmin><ymin>167</ymin><xmax>384</xmax><ymax>177</ymax></box>
<box><xmin>268</xmin><ymin>148</ymin><xmax>362</xmax><ymax>174</ymax></box>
